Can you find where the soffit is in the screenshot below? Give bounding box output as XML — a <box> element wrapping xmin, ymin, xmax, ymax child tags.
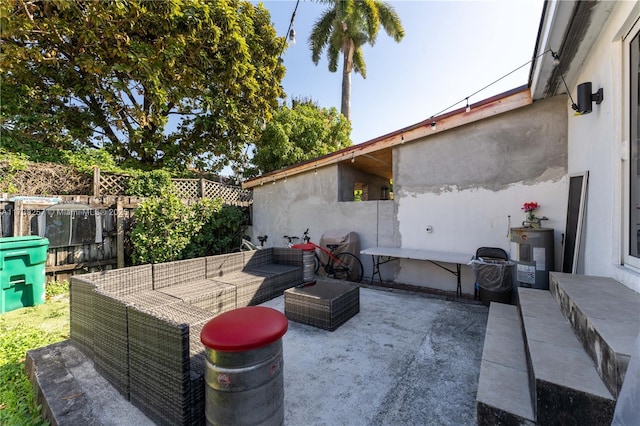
<box><xmin>531</xmin><ymin>0</ymin><xmax>615</xmax><ymax>99</ymax></box>
<box><xmin>338</xmin><ymin>148</ymin><xmax>393</xmax><ymax>180</ymax></box>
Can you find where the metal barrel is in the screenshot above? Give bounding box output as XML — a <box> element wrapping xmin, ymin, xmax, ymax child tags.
<box><xmin>301</xmin><ymin>250</ymin><xmax>315</xmax><ymax>282</ymax></box>
<box><xmin>200</xmin><ymin>306</ymin><xmax>288</xmax><ymax>426</ymax></box>
<box><xmin>292</xmin><ymin>243</ymin><xmax>316</xmax><ymax>282</ymax></box>
<box><xmin>205</xmin><ymin>340</ymin><xmax>284</xmax><ymax>426</ymax></box>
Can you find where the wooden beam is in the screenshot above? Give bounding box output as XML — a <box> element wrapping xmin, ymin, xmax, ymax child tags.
<box><xmin>46</xmin><ymin>258</ymin><xmax>117</xmax><ymax>273</ymax></box>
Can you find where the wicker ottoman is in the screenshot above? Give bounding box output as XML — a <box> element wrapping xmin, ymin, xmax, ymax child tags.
<box><xmin>284</xmin><ymin>279</ymin><xmax>359</xmax><ymax>331</ymax></box>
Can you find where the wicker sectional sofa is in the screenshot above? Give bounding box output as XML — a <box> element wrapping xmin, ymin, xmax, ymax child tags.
<box><xmin>69</xmin><ymin>248</ymin><xmax>303</xmax><ymax>426</ymax></box>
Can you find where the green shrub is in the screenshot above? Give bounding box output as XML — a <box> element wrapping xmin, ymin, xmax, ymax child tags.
<box><xmin>127</xmin><ymin>170</ymin><xmax>175</xmax><ymax>197</ymax></box>
<box><xmin>62</xmin><ymin>149</ymin><xmax>121</xmax><ymax>174</ymax></box>
<box><xmin>131</xmin><ymin>194</ymin><xmax>246</xmax><ymax>264</ymax></box>
<box><xmin>131</xmin><ymin>193</ymin><xmax>207</xmax><ymax>264</ymax></box>
<box><xmin>0</xmin><ymin>149</ymin><xmax>29</xmax><ymax>193</ymax></box>
<box><xmin>182</xmin><ymin>204</ymin><xmax>246</xmax><ymax>258</ymax></box>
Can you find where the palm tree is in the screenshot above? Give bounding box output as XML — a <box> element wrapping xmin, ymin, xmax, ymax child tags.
<box><xmin>309</xmin><ymin>0</ymin><xmax>404</xmax><ymax>120</ymax></box>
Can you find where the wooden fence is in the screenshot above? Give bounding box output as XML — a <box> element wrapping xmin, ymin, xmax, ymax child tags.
<box><xmin>0</xmin><ymin>167</ymin><xmax>252</xmax><ymax>282</ymax></box>
<box><xmin>0</xmin><ymin>195</ymin><xmax>142</xmax><ymax>283</ymax></box>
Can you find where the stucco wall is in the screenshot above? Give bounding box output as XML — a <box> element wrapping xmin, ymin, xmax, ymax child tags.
<box><xmin>250</xmin><ymin>96</ymin><xmax>569</xmax><ymax>295</ymax></box>
<box><xmin>564</xmin><ymin>1</ymin><xmax>640</xmax><ymax>291</ymax></box>
<box><xmin>392</xmin><ymin>96</ymin><xmax>568</xmax><ymax>292</ymax></box>
<box><xmin>251</xmin><ymin>165</ymin><xmax>396</xmax><ymax>276</ymax></box>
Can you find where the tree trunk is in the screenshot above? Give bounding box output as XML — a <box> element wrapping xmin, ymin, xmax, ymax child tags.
<box><xmin>341</xmin><ymin>40</ymin><xmax>354</xmax><ymax>120</ymax></box>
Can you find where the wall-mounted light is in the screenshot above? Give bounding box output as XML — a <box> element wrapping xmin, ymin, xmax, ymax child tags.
<box><xmin>574</xmin><ymin>82</ymin><xmax>603</xmax><ymax>115</ymax></box>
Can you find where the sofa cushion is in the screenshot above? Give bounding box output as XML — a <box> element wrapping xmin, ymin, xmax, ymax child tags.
<box><xmin>243</xmin><ymin>248</ymin><xmax>274</xmax><ymax>269</ymax></box>
<box><xmin>153</xmin><ymin>258</ymin><xmax>206</xmax><ymax>290</ymax></box>
<box><xmin>205</xmin><ymin>252</ymin><xmax>245</xmax><ymax>278</ymax></box>
<box><xmin>247</xmin><ymin>264</ymin><xmax>304</xmax><ymax>293</ymax></box>
<box><xmin>156</xmin><ymin>279</ymin><xmax>236</xmax><ymax>315</ymax></box>
<box><xmin>92</xmin><ymin>264</ymin><xmax>153</xmax><ymax>296</ymax></box>
<box><xmin>273</xmin><ymin>247</ymin><xmax>303</xmax><ymax>266</ymax></box>
<box><xmin>121</xmin><ymin>290</ymin><xmax>182</xmax><ymax>310</ymax></box>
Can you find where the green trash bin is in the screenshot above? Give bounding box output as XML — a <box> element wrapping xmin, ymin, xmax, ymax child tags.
<box><xmin>0</xmin><ymin>236</ymin><xmax>49</xmax><ymax>314</ymax></box>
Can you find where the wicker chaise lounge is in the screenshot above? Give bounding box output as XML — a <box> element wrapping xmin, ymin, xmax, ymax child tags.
<box><xmin>69</xmin><ymin>248</ymin><xmax>303</xmax><ymax>425</ymax></box>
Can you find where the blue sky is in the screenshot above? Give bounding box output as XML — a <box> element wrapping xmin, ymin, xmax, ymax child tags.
<box><xmin>258</xmin><ymin>0</ymin><xmax>544</xmax><ymax>144</ymax></box>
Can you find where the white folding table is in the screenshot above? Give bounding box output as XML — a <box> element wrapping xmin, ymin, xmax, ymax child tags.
<box><xmin>360</xmin><ymin>247</ymin><xmax>472</xmax><ymax>297</ymax></box>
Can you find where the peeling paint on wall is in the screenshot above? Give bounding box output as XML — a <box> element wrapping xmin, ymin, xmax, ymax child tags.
<box><xmin>395</xmin><ymin>96</ymin><xmax>568</xmax><ymax>195</ymax></box>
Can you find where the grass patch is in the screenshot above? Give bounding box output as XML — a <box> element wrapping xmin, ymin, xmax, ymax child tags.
<box><xmin>0</xmin><ymin>283</ymin><xmax>70</xmax><ymax>426</ymax></box>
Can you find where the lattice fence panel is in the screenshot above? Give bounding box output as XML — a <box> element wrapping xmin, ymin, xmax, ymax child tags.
<box><xmin>95</xmin><ymin>172</ymin><xmax>252</xmax><ymax>206</ymax></box>
<box><xmin>100</xmin><ymin>174</ymin><xmax>129</xmax><ymax>196</ymax></box>
<box><xmin>203</xmin><ymin>180</ymin><xmax>252</xmax><ymax>206</ymax></box>
<box><xmin>1</xmin><ymin>162</ymin><xmax>92</xmax><ymax>195</ymax></box>
<box><xmin>172</xmin><ymin>179</ymin><xmax>200</xmax><ymax>199</ymax></box>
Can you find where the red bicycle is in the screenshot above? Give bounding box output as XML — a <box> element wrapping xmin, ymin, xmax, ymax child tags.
<box><xmin>301</xmin><ymin>229</ymin><xmax>364</xmax><ymax>283</ymax></box>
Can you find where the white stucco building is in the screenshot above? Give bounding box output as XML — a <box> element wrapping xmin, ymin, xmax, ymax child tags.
<box><xmin>244</xmin><ymin>0</ymin><xmax>640</xmax><ymax>296</ymax></box>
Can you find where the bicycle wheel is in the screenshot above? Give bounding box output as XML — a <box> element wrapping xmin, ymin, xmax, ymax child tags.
<box><xmin>313</xmin><ymin>254</ymin><xmax>320</xmax><ymax>273</ymax></box>
<box><xmin>331</xmin><ymin>253</ymin><xmax>364</xmax><ymax>283</ymax></box>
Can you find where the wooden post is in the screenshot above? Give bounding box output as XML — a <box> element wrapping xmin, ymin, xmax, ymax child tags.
<box><xmin>13</xmin><ymin>200</ymin><xmax>23</xmax><ymax>236</ymax></box>
<box><xmin>116</xmin><ymin>198</ymin><xmax>125</xmax><ymax>268</ymax></box>
<box><xmin>93</xmin><ymin>166</ymin><xmax>100</xmax><ymax>196</ymax></box>
<box><xmin>200</xmin><ymin>178</ymin><xmax>206</xmax><ymax>199</ymax></box>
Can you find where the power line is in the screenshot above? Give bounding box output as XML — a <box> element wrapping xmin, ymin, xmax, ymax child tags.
<box><xmin>429</xmin><ymin>48</ymin><xmax>553</xmax><ymax>122</ymax></box>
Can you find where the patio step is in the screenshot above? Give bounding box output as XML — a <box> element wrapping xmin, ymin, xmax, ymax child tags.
<box><xmin>549</xmin><ymin>272</ymin><xmax>640</xmax><ymax>397</ymax></box>
<box><xmin>476</xmin><ymin>303</ymin><xmax>535</xmax><ymax>425</ymax></box>
<box><xmin>518</xmin><ymin>287</ymin><xmax>615</xmax><ymax>425</ymax></box>
<box><xmin>477</xmin><ymin>273</ymin><xmax>637</xmax><ymax>424</ymax></box>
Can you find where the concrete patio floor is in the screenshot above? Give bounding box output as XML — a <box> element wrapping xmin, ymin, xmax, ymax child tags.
<box><xmin>28</xmin><ymin>285</ymin><xmax>489</xmax><ymax>425</ymax></box>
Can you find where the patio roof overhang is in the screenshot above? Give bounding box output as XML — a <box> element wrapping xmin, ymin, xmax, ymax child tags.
<box><xmin>529</xmin><ymin>0</ymin><xmax>616</xmax><ymax>101</ymax></box>
<box><xmin>243</xmin><ymin>85</ymin><xmax>532</xmax><ymax>189</ymax></box>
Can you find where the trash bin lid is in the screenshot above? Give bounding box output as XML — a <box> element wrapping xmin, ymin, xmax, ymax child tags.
<box><xmin>201</xmin><ymin>306</ymin><xmax>288</xmax><ymax>352</ymax></box>
<box><xmin>291</xmin><ymin>243</ymin><xmax>315</xmax><ymax>251</ymax></box>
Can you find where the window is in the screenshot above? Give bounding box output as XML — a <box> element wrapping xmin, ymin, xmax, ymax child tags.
<box><xmin>37</xmin><ymin>203</ymin><xmax>102</xmax><ymax>248</ymax></box>
<box><xmin>626</xmin><ymin>26</ymin><xmax>640</xmax><ymax>267</ymax></box>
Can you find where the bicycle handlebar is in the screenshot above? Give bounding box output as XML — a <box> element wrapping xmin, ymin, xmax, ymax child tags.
<box><xmin>283</xmin><ymin>235</ymin><xmax>300</xmax><ymax>243</ymax></box>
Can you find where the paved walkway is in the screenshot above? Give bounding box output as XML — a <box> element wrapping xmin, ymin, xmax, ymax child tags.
<box><xmin>28</xmin><ymin>286</ymin><xmax>488</xmax><ymax>425</ymax></box>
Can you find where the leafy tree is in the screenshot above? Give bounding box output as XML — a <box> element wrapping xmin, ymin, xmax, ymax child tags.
<box><xmin>1</xmin><ymin>0</ymin><xmax>285</xmax><ymax>172</ymax></box>
<box><xmin>248</xmin><ymin>99</ymin><xmax>352</xmax><ymax>176</ymax></box>
<box><xmin>309</xmin><ymin>0</ymin><xmax>404</xmax><ymax>120</ymax></box>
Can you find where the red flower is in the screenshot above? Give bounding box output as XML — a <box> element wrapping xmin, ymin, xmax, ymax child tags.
<box><xmin>522</xmin><ymin>202</ymin><xmax>539</xmax><ymax>213</ymax></box>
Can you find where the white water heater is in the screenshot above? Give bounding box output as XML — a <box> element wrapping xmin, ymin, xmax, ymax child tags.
<box><xmin>509</xmin><ymin>227</ymin><xmax>554</xmax><ymax>290</ymax></box>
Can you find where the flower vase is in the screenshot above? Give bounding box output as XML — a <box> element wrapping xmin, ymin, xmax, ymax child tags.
<box><xmin>526</xmin><ymin>213</ymin><xmax>540</xmax><ymax>228</ymax></box>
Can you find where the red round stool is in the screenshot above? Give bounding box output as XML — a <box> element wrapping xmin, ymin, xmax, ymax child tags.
<box><xmin>200</xmin><ymin>306</ymin><xmax>288</xmax><ymax>425</ymax></box>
